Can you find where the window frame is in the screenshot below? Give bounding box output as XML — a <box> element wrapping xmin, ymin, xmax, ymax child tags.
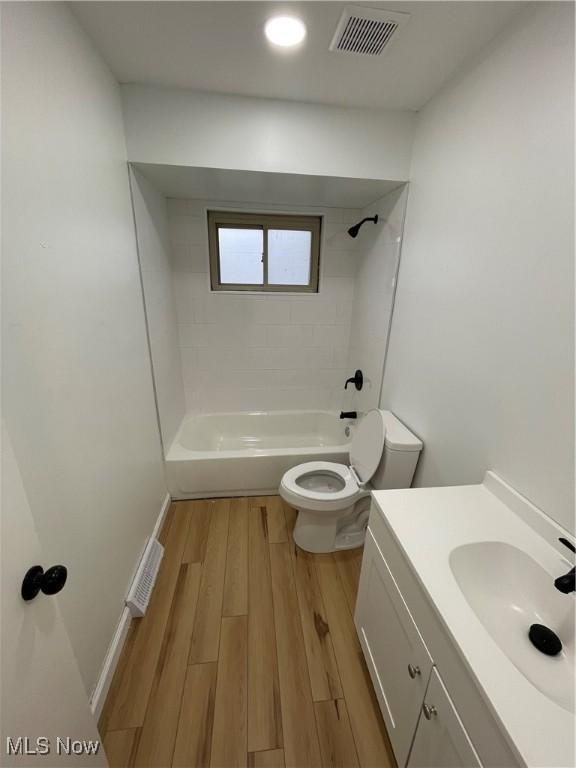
<box><xmin>207</xmin><ymin>210</ymin><xmax>322</xmax><ymax>293</ymax></box>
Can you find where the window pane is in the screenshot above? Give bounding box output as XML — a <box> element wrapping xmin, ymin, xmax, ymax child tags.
<box><xmin>218</xmin><ymin>227</ymin><xmax>263</xmax><ymax>284</ymax></box>
<box><xmin>268</xmin><ymin>229</ymin><xmax>312</xmax><ymax>285</ymax></box>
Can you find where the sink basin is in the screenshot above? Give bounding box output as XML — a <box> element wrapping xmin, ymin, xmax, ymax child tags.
<box><xmin>449</xmin><ymin>541</ymin><xmax>574</xmax><ymax>713</ymax></box>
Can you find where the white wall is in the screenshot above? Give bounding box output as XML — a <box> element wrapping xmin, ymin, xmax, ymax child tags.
<box><xmin>2</xmin><ymin>3</ymin><xmax>168</xmax><ymax>692</ymax></box>
<box><xmin>168</xmin><ymin>199</ymin><xmax>360</xmax><ymax>414</ymax></box>
<box><xmin>345</xmin><ymin>186</ymin><xmax>408</xmax><ymax>416</ymax></box>
<box><xmin>130</xmin><ymin>169</ymin><xmax>186</xmax><ymax>449</ymax></box>
<box><xmin>121</xmin><ymin>85</ymin><xmax>415</xmax><ymax>182</ymax></box>
<box><xmin>382</xmin><ymin>3</ymin><xmax>575</xmax><ymax>532</ymax></box>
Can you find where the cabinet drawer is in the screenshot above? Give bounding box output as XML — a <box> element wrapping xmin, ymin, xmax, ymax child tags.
<box><xmin>408</xmin><ymin>668</ymin><xmax>482</xmax><ymax>768</ymax></box>
<box><xmin>355</xmin><ymin>527</ymin><xmax>433</xmax><ymax>766</ymax></box>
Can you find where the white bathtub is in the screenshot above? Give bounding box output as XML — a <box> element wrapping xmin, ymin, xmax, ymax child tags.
<box><xmin>165</xmin><ymin>410</ymin><xmax>351</xmax><ymax>499</ymax></box>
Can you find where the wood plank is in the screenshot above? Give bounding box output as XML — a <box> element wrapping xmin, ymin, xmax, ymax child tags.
<box><xmin>103</xmin><ymin>728</ymin><xmax>140</xmax><ymax>768</ymax></box>
<box><xmin>182</xmin><ymin>500</ymin><xmax>213</xmax><ymax>563</ymax></box>
<box><xmin>222</xmin><ymin>497</ymin><xmax>249</xmax><ymax>616</ymax></box>
<box><xmin>172</xmin><ymin>663</ymin><xmax>218</xmax><ymax>768</ymax></box>
<box><xmin>158</xmin><ymin>504</ymin><xmax>176</xmax><ymax>545</ymax></box>
<box><xmin>291</xmin><ymin>546</ymin><xmax>343</xmax><ymax>702</ymax></box>
<box><xmin>261</xmin><ymin>496</ymin><xmax>288</xmax><ymax>543</ymax></box>
<box><xmin>103</xmin><ymin>504</ymin><xmax>192</xmax><ymax>730</ymax></box>
<box><xmin>188</xmin><ymin>499</ymin><xmax>230</xmax><ymax>663</ymax></box>
<box><xmin>247</xmin><ymin>501</ymin><xmax>283</xmax><ymax>752</ymax></box>
<box><xmin>315</xmin><ymin>555</ymin><xmax>395</xmax><ymax>768</ymax></box>
<box><xmin>210</xmin><ymin>616</ymin><xmax>248</xmax><ymax>767</ymax></box>
<box><xmin>247</xmin><ymin>749</ymin><xmax>285</xmax><ymax>768</ymax></box>
<box><xmin>314</xmin><ymin>699</ymin><xmax>360</xmax><ymax>768</ymax></box>
<box><xmin>102</xmin><ymin>497</ymin><xmax>392</xmax><ymax>768</ymax></box>
<box><xmin>333</xmin><ymin>550</ymin><xmax>363</xmax><ymax>616</ymax></box>
<box><xmin>269</xmin><ymin>542</ymin><xmax>322</xmax><ymax>768</ymax></box>
<box><xmin>133</xmin><ymin>563</ymin><xmax>202</xmax><ymax>767</ymax></box>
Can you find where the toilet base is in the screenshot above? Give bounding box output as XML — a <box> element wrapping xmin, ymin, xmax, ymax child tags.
<box><xmin>292</xmin><ymin>499</ymin><xmax>370</xmax><ymax>554</ymax></box>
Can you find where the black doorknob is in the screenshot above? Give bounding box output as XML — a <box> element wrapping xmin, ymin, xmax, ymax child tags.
<box><xmin>21</xmin><ymin>564</ymin><xmax>67</xmax><ymax>601</ymax></box>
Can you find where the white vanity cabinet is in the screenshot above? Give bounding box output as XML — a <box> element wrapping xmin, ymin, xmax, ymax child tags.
<box><xmin>354</xmin><ymin>528</ymin><xmax>433</xmax><ymax>766</ymax></box>
<box><xmin>407</xmin><ymin>669</ymin><xmax>482</xmax><ymax>768</ymax></box>
<box><xmin>355</xmin><ymin>479</ymin><xmax>573</xmax><ymax>768</ymax></box>
<box><xmin>355</xmin><ymin>511</ymin><xmax>484</xmax><ymax>768</ymax></box>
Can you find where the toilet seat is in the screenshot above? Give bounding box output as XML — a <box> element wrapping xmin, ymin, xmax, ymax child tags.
<box><xmin>281</xmin><ymin>461</ymin><xmax>361</xmax><ymax>513</ymax></box>
<box><xmin>280</xmin><ymin>411</ymin><xmax>387</xmax><ymax>518</ymax></box>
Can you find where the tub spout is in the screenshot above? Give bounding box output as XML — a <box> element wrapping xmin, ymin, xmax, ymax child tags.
<box><xmin>340</xmin><ymin>411</ymin><xmax>357</xmax><ymax>419</ymax></box>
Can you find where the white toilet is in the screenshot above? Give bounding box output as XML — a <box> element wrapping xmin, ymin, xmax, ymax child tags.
<box><xmin>279</xmin><ymin>410</ymin><xmax>422</xmax><ymax>553</ymax></box>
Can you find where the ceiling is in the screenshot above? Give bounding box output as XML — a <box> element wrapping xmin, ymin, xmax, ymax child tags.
<box><xmin>72</xmin><ymin>2</ymin><xmax>524</xmax><ymax>111</ymax></box>
<box><xmin>133</xmin><ymin>163</ymin><xmax>402</xmax><ymax>208</ymax></box>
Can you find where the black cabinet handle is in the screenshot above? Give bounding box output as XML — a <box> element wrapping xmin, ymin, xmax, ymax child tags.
<box><xmin>21</xmin><ymin>564</ymin><xmax>67</xmax><ymax>601</ymax></box>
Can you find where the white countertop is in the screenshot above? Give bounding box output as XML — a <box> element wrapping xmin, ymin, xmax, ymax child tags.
<box><xmin>371</xmin><ymin>473</ymin><xmax>575</xmax><ymax>768</ymax></box>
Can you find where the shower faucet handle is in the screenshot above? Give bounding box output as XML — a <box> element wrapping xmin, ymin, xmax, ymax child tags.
<box><xmin>344</xmin><ymin>370</ymin><xmax>363</xmax><ymax>391</ymax></box>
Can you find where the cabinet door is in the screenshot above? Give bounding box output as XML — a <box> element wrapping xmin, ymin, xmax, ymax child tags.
<box><xmin>407</xmin><ymin>669</ymin><xmax>482</xmax><ymax>768</ymax></box>
<box><xmin>355</xmin><ymin>527</ymin><xmax>433</xmax><ymax>767</ymax></box>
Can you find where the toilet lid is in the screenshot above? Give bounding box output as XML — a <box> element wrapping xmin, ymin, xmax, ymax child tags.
<box><xmin>349</xmin><ymin>409</ymin><xmax>386</xmax><ymax>483</ymax></box>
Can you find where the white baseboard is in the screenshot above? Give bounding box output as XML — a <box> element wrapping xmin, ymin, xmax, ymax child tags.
<box><xmin>90</xmin><ymin>492</ymin><xmax>171</xmax><ymax>720</ymax></box>
<box><xmin>90</xmin><ymin>606</ymin><xmax>132</xmax><ymax>721</ymax></box>
<box><xmin>151</xmin><ymin>492</ymin><xmax>172</xmax><ymax>540</ymax></box>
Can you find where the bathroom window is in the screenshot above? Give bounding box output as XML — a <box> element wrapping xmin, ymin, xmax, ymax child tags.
<box><xmin>208</xmin><ymin>211</ymin><xmax>321</xmax><ymax>292</ymax></box>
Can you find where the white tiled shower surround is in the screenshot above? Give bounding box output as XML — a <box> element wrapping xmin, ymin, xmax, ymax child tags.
<box><xmin>131</xmin><ymin>169</ymin><xmax>186</xmax><ymax>448</ymax></box>
<box><xmin>345</xmin><ymin>186</ymin><xmax>409</xmax><ymax>414</ymax></box>
<box><xmin>168</xmin><ymin>199</ymin><xmax>361</xmax><ymax>413</ymax></box>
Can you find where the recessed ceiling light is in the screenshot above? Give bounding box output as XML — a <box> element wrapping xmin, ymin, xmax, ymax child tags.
<box><xmin>264</xmin><ymin>15</ymin><xmax>306</xmax><ymax>48</ymax></box>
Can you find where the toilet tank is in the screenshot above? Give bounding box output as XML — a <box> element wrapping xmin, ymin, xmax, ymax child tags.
<box><xmin>370</xmin><ymin>411</ymin><xmax>423</xmax><ymax>490</ymax></box>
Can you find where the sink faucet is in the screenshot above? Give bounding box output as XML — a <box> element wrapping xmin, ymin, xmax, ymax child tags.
<box><xmin>554</xmin><ymin>538</ymin><xmax>576</xmax><ymax>594</ymax></box>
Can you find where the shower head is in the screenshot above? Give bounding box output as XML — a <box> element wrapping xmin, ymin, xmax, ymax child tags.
<box><xmin>348</xmin><ymin>215</ymin><xmax>379</xmax><ymax>238</ymax></box>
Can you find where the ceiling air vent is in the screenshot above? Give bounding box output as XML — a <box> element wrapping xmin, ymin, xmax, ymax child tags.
<box><xmin>329</xmin><ymin>6</ymin><xmax>410</xmax><ymax>57</ymax></box>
